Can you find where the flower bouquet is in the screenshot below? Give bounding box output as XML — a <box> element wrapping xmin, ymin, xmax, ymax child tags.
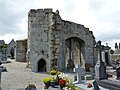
<box><xmin>50</xmin><ymin>70</ymin><xmax>57</xmax><ymax>75</ymax></box>
<box><xmin>43</xmin><ymin>77</ymin><xmax>51</xmax><ymax>89</ymax></box>
<box><xmin>59</xmin><ymin>79</ymin><xmax>66</xmax><ymax>89</ymax></box>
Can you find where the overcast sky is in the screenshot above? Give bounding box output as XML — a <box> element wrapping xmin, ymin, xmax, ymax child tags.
<box><xmin>0</xmin><ymin>0</ymin><xmax>120</xmax><ymax>49</ymax></box>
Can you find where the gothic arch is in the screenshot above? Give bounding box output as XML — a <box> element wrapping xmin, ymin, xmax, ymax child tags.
<box><xmin>37</xmin><ymin>58</ymin><xmax>46</xmax><ymax>72</ymax></box>
<box><xmin>10</xmin><ymin>47</ymin><xmax>15</xmax><ymax>59</ymax></box>
<box><xmin>65</xmin><ymin>37</ymin><xmax>85</xmax><ymax>71</ymax></box>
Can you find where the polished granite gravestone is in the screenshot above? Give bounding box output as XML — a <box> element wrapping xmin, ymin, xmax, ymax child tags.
<box><xmin>93</xmin><ymin>81</ymin><xmax>100</xmax><ymax>90</ymax></box>
<box><xmin>97</xmin><ymin>79</ymin><xmax>120</xmax><ymax>90</ymax></box>
<box><xmin>94</xmin><ymin>41</ymin><xmax>108</xmax><ymax>80</ymax></box>
<box><xmin>116</xmin><ymin>66</ymin><xmax>120</xmax><ymax>79</ymax></box>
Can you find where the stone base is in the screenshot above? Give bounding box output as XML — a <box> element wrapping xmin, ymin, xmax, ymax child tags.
<box><xmin>85</xmin><ymin>75</ymin><xmax>94</xmax><ymax>80</ymax></box>
<box><xmin>95</xmin><ymin>61</ymin><xmax>108</xmax><ymax>80</ymax></box>
<box><xmin>96</xmin><ymin>79</ymin><xmax>120</xmax><ymax>90</ymax></box>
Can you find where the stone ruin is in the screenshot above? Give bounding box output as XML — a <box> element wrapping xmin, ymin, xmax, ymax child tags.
<box><xmin>27</xmin><ymin>8</ymin><xmax>97</xmax><ymax>72</ymax></box>
<box><xmin>16</xmin><ymin>39</ymin><xmax>27</xmax><ymax>62</ymax></box>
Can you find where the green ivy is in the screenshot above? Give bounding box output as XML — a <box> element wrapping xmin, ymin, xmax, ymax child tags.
<box><xmin>0</xmin><ymin>44</ymin><xmax>8</xmax><ymax>49</ymax></box>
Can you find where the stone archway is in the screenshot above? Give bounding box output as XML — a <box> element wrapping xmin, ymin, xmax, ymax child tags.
<box><xmin>10</xmin><ymin>47</ymin><xmax>15</xmax><ymax>59</ymax></box>
<box><xmin>65</xmin><ymin>37</ymin><xmax>85</xmax><ymax>71</ymax></box>
<box><xmin>38</xmin><ymin>59</ymin><xmax>46</xmax><ymax>72</ymax></box>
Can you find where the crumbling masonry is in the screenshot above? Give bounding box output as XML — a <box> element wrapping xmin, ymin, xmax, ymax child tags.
<box><xmin>28</xmin><ymin>8</ymin><xmax>96</xmax><ymax>72</ymax></box>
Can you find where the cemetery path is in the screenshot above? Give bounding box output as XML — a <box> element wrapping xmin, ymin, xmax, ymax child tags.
<box><xmin>1</xmin><ymin>59</ymin><xmax>51</xmax><ymax>90</ymax></box>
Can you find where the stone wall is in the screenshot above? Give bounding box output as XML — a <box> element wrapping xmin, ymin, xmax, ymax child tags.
<box><xmin>0</xmin><ymin>48</ymin><xmax>7</xmax><ymax>61</ymax></box>
<box><xmin>16</xmin><ymin>39</ymin><xmax>27</xmax><ymax>62</ymax></box>
<box><xmin>0</xmin><ymin>40</ymin><xmax>5</xmax><ymax>46</ymax></box>
<box><xmin>28</xmin><ymin>8</ymin><xmax>96</xmax><ymax>72</ymax></box>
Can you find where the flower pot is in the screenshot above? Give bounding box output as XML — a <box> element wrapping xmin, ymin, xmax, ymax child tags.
<box><xmin>31</xmin><ymin>88</ymin><xmax>36</xmax><ymax>90</ymax></box>
<box><xmin>50</xmin><ymin>81</ymin><xmax>55</xmax><ymax>87</ymax></box>
<box><xmin>59</xmin><ymin>84</ymin><xmax>66</xmax><ymax>90</ymax></box>
<box><xmin>44</xmin><ymin>84</ymin><xmax>50</xmax><ymax>89</ymax></box>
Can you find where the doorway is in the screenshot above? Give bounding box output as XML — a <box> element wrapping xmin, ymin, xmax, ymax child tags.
<box><xmin>38</xmin><ymin>59</ymin><xmax>46</xmax><ymax>72</ymax></box>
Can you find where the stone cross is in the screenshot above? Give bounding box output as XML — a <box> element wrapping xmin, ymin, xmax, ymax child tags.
<box><xmin>74</xmin><ymin>64</ymin><xmax>85</xmax><ymax>83</ymax></box>
<box><xmin>94</xmin><ymin>41</ymin><xmax>108</xmax><ymax>80</ymax></box>
<box><xmin>94</xmin><ymin>41</ymin><xmax>103</xmax><ymax>62</ymax></box>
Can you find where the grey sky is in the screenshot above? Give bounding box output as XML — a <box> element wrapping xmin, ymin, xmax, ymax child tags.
<box><xmin>0</xmin><ymin>0</ymin><xmax>120</xmax><ymax>49</ymax></box>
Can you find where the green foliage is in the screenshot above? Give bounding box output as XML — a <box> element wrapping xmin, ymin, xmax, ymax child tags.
<box><xmin>56</xmin><ymin>71</ymin><xmax>61</xmax><ymax>76</ymax></box>
<box><xmin>110</xmin><ymin>49</ymin><xmax>114</xmax><ymax>54</ymax></box>
<box><xmin>0</xmin><ymin>44</ymin><xmax>8</xmax><ymax>49</ymax></box>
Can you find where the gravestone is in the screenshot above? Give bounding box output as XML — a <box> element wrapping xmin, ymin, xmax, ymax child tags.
<box><xmin>0</xmin><ymin>49</ymin><xmax>7</xmax><ymax>62</ymax></box>
<box><xmin>116</xmin><ymin>66</ymin><xmax>120</xmax><ymax>79</ymax></box>
<box><xmin>0</xmin><ymin>70</ymin><xmax>1</xmax><ymax>89</ymax></box>
<box><xmin>93</xmin><ymin>81</ymin><xmax>100</xmax><ymax>90</ymax></box>
<box><xmin>0</xmin><ymin>52</ymin><xmax>2</xmax><ymax>61</ymax></box>
<box><xmin>73</xmin><ymin>64</ymin><xmax>85</xmax><ymax>83</ymax></box>
<box><xmin>94</xmin><ymin>41</ymin><xmax>108</xmax><ymax>80</ymax></box>
<box><xmin>0</xmin><ymin>62</ymin><xmax>7</xmax><ymax>72</ymax></box>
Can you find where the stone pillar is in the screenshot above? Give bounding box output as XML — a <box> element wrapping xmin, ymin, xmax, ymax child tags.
<box><xmin>61</xmin><ymin>40</ymin><xmax>66</xmax><ymax>71</ymax></box>
<box><xmin>94</xmin><ymin>41</ymin><xmax>108</xmax><ymax>80</ymax></box>
<box><xmin>71</xmin><ymin>39</ymin><xmax>74</xmax><ymax>61</ymax></box>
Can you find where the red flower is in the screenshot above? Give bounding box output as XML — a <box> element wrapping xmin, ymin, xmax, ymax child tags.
<box><xmin>59</xmin><ymin>79</ymin><xmax>66</xmax><ymax>86</ymax></box>
<box><xmin>87</xmin><ymin>83</ymin><xmax>92</xmax><ymax>88</ymax></box>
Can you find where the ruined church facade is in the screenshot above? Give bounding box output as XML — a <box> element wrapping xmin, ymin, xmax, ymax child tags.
<box><xmin>28</xmin><ymin>9</ymin><xmax>96</xmax><ymax>72</ymax></box>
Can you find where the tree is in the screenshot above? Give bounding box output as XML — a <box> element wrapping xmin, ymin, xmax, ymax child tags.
<box><xmin>0</xmin><ymin>44</ymin><xmax>8</xmax><ymax>49</ymax></box>
<box><xmin>110</xmin><ymin>49</ymin><xmax>114</xmax><ymax>54</ymax></box>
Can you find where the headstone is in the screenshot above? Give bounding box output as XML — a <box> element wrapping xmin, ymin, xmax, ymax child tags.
<box><xmin>93</xmin><ymin>81</ymin><xmax>100</xmax><ymax>90</ymax></box>
<box><xmin>116</xmin><ymin>66</ymin><xmax>120</xmax><ymax>79</ymax></box>
<box><xmin>73</xmin><ymin>64</ymin><xmax>85</xmax><ymax>83</ymax></box>
<box><xmin>0</xmin><ymin>49</ymin><xmax>7</xmax><ymax>62</ymax></box>
<box><xmin>94</xmin><ymin>41</ymin><xmax>108</xmax><ymax>80</ymax></box>
<box><xmin>0</xmin><ymin>68</ymin><xmax>2</xmax><ymax>90</ymax></box>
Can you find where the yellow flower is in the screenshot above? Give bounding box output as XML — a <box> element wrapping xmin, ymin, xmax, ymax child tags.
<box><xmin>50</xmin><ymin>70</ymin><xmax>57</xmax><ymax>75</ymax></box>
<box><xmin>43</xmin><ymin>77</ymin><xmax>51</xmax><ymax>84</ymax></box>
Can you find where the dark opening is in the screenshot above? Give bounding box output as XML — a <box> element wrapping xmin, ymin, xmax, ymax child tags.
<box><xmin>10</xmin><ymin>47</ymin><xmax>15</xmax><ymax>59</ymax></box>
<box><xmin>105</xmin><ymin>52</ymin><xmax>109</xmax><ymax>65</ymax></box>
<box><xmin>38</xmin><ymin>59</ymin><xmax>46</xmax><ymax>72</ymax></box>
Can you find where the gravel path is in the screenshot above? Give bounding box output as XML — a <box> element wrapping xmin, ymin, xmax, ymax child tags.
<box><xmin>1</xmin><ymin>59</ymin><xmax>51</xmax><ymax>90</ymax></box>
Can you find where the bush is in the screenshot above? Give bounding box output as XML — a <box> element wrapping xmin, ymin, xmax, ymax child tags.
<box><xmin>0</xmin><ymin>44</ymin><xmax>8</xmax><ymax>49</ymax></box>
